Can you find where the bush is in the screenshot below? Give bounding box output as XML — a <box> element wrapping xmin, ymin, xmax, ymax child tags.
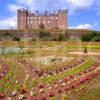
<box><xmin>38</xmin><ymin>31</ymin><xmax>52</xmax><ymax>41</ymax></box>
<box><xmin>12</xmin><ymin>37</ymin><xmax>20</xmax><ymax>41</ymax></box>
<box><xmin>91</xmin><ymin>36</ymin><xmax>100</xmax><ymax>42</ymax></box>
<box><xmin>2</xmin><ymin>33</ymin><xmax>13</xmax><ymax>40</ymax></box>
<box><xmin>31</xmin><ymin>31</ymin><xmax>69</xmax><ymax>41</ymax></box>
<box><xmin>81</xmin><ymin>31</ymin><xmax>100</xmax><ymax>41</ymax></box>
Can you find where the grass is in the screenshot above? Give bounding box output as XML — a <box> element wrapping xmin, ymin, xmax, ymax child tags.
<box><xmin>0</xmin><ymin>60</ymin><xmax>20</xmax><ymax>94</ymax></box>
<box><xmin>76</xmin><ymin>85</ymin><xmax>100</xmax><ymax>100</ymax></box>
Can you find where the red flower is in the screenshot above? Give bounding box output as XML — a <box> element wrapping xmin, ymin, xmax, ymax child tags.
<box><xmin>0</xmin><ymin>75</ymin><xmax>2</xmax><ymax>79</ymax></box>
<box><xmin>47</xmin><ymin>92</ymin><xmax>54</xmax><ymax>97</ymax></box>
<box><xmin>30</xmin><ymin>96</ymin><xmax>33</xmax><ymax>100</ymax></box>
<box><xmin>21</xmin><ymin>88</ymin><xmax>26</xmax><ymax>94</ymax></box>
<box><xmin>70</xmin><ymin>75</ymin><xmax>74</xmax><ymax>78</ymax></box>
<box><xmin>64</xmin><ymin>77</ymin><xmax>69</xmax><ymax>82</ymax></box>
<box><xmin>0</xmin><ymin>93</ymin><xmax>5</xmax><ymax>98</ymax></box>
<box><xmin>80</xmin><ymin>78</ymin><xmax>86</xmax><ymax>83</ymax></box>
<box><xmin>91</xmin><ymin>66</ymin><xmax>96</xmax><ymax>70</ymax></box>
<box><xmin>72</xmin><ymin>81</ymin><xmax>80</xmax><ymax>89</ymax></box>
<box><xmin>39</xmin><ymin>84</ymin><xmax>44</xmax><ymax>88</ymax></box>
<box><xmin>64</xmin><ymin>87</ymin><xmax>68</xmax><ymax>91</ymax></box>
<box><xmin>41</xmin><ymin>96</ymin><xmax>46</xmax><ymax>100</ymax></box>
<box><xmin>57</xmin><ymin>89</ymin><xmax>62</xmax><ymax>93</ymax></box>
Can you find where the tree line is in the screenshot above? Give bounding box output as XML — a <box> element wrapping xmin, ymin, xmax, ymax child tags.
<box><xmin>81</xmin><ymin>31</ymin><xmax>100</xmax><ymax>42</ymax></box>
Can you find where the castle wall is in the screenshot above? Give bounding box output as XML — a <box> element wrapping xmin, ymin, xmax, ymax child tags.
<box><xmin>0</xmin><ymin>29</ymin><xmax>92</xmax><ymax>40</ymax></box>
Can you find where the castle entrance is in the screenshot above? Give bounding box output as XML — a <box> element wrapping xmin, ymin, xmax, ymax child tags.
<box><xmin>39</xmin><ymin>24</ymin><xmax>45</xmax><ymax>29</ymax></box>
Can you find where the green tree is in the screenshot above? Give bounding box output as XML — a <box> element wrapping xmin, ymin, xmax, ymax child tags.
<box><xmin>81</xmin><ymin>31</ymin><xmax>100</xmax><ymax>41</ymax></box>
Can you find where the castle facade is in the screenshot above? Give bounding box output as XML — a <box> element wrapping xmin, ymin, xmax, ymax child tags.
<box><xmin>17</xmin><ymin>9</ymin><xmax>68</xmax><ymax>30</ymax></box>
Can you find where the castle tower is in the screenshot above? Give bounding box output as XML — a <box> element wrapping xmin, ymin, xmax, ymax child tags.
<box><xmin>17</xmin><ymin>9</ymin><xmax>28</xmax><ymax>29</ymax></box>
<box><xmin>57</xmin><ymin>9</ymin><xmax>68</xmax><ymax>29</ymax></box>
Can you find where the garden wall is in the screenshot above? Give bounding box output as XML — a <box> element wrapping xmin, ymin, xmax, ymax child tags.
<box><xmin>0</xmin><ymin>29</ymin><xmax>93</xmax><ymax>40</ymax></box>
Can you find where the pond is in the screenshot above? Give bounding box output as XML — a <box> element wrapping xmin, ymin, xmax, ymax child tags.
<box><xmin>0</xmin><ymin>46</ymin><xmax>21</xmax><ymax>55</ymax></box>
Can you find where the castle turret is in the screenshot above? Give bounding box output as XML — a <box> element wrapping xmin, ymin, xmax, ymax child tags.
<box><xmin>57</xmin><ymin>9</ymin><xmax>68</xmax><ymax>29</ymax></box>
<box><xmin>17</xmin><ymin>8</ymin><xmax>28</xmax><ymax>29</ymax></box>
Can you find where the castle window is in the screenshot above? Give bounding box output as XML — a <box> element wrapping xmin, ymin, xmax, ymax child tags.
<box><xmin>52</xmin><ymin>17</ymin><xmax>53</xmax><ymax>19</ymax></box>
<box><xmin>21</xmin><ymin>17</ymin><xmax>23</xmax><ymax>19</ymax></box>
<box><xmin>39</xmin><ymin>21</ymin><xmax>40</xmax><ymax>24</ymax></box>
<box><xmin>35</xmin><ymin>21</ymin><xmax>36</xmax><ymax>23</ymax></box>
<box><xmin>56</xmin><ymin>17</ymin><xmax>58</xmax><ymax>19</ymax></box>
<box><xmin>48</xmin><ymin>21</ymin><xmax>49</xmax><ymax>23</ymax></box>
<box><xmin>44</xmin><ymin>21</ymin><xmax>45</xmax><ymax>24</ymax></box>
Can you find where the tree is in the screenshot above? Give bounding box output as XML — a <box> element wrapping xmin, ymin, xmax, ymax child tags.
<box><xmin>81</xmin><ymin>31</ymin><xmax>100</xmax><ymax>41</ymax></box>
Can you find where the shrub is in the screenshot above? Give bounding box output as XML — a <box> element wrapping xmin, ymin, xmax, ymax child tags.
<box><xmin>38</xmin><ymin>31</ymin><xmax>52</xmax><ymax>40</ymax></box>
<box><xmin>12</xmin><ymin>37</ymin><xmax>20</xmax><ymax>41</ymax></box>
<box><xmin>81</xmin><ymin>31</ymin><xmax>100</xmax><ymax>41</ymax></box>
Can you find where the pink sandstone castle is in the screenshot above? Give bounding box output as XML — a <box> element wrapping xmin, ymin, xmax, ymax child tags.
<box><xmin>17</xmin><ymin>9</ymin><xmax>68</xmax><ymax>30</ymax></box>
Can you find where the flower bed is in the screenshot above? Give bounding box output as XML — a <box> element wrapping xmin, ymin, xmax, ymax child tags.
<box><xmin>0</xmin><ymin>56</ymin><xmax>99</xmax><ymax>100</ymax></box>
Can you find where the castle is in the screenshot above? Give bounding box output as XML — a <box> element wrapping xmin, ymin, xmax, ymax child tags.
<box><xmin>17</xmin><ymin>9</ymin><xmax>68</xmax><ymax>30</ymax></box>
<box><xmin>0</xmin><ymin>9</ymin><xmax>92</xmax><ymax>40</ymax></box>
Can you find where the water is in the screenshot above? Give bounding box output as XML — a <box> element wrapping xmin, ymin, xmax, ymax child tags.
<box><xmin>0</xmin><ymin>47</ymin><xmax>21</xmax><ymax>55</ymax></box>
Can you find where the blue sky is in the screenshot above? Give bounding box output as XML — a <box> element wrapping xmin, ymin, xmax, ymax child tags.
<box><xmin>0</xmin><ymin>0</ymin><xmax>100</xmax><ymax>30</ymax></box>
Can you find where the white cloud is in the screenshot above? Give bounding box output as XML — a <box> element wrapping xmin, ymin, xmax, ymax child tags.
<box><xmin>8</xmin><ymin>0</ymin><xmax>99</xmax><ymax>14</ymax></box>
<box><xmin>8</xmin><ymin>4</ymin><xmax>23</xmax><ymax>13</ymax></box>
<box><xmin>70</xmin><ymin>24</ymin><xmax>93</xmax><ymax>29</ymax></box>
<box><xmin>17</xmin><ymin>0</ymin><xmax>34</xmax><ymax>5</ymax></box>
<box><xmin>16</xmin><ymin>0</ymin><xmax>35</xmax><ymax>10</ymax></box>
<box><xmin>66</xmin><ymin>0</ymin><xmax>95</xmax><ymax>13</ymax></box>
<box><xmin>0</xmin><ymin>16</ymin><xmax>17</xmax><ymax>29</ymax></box>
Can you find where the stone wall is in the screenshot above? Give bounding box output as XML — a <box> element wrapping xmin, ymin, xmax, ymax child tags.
<box><xmin>0</xmin><ymin>29</ymin><xmax>93</xmax><ymax>40</ymax></box>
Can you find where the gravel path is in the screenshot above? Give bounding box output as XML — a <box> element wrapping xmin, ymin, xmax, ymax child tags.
<box><xmin>68</xmin><ymin>52</ymin><xmax>100</xmax><ymax>55</ymax></box>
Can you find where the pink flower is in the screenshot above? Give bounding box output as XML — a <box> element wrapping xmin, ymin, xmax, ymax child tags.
<box><xmin>0</xmin><ymin>93</ymin><xmax>5</xmax><ymax>98</ymax></box>
<box><xmin>96</xmin><ymin>58</ymin><xmax>100</xmax><ymax>63</ymax></box>
<box><xmin>30</xmin><ymin>96</ymin><xmax>33</xmax><ymax>100</ymax></box>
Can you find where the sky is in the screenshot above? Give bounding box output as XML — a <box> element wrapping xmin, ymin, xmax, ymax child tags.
<box><xmin>0</xmin><ymin>0</ymin><xmax>100</xmax><ymax>31</ymax></box>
